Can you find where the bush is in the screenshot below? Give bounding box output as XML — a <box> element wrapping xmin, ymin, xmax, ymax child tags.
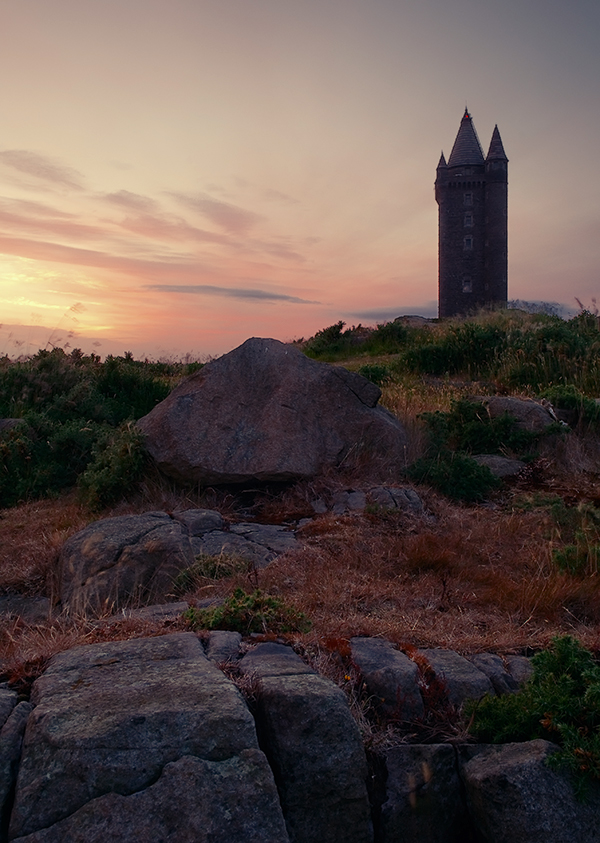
<box><xmin>466</xmin><ymin>636</ymin><xmax>600</xmax><ymax>793</ymax></box>
<box><xmin>419</xmin><ymin>399</ymin><xmax>540</xmax><ymax>458</ymax></box>
<box><xmin>539</xmin><ymin>385</ymin><xmax>600</xmax><ymax>431</ymax></box>
<box><xmin>77</xmin><ymin>423</ymin><xmax>148</xmax><ymax>509</ymax></box>
<box><xmin>357</xmin><ymin>363</ymin><xmax>392</xmax><ymax>386</ymax></box>
<box><xmin>406</xmin><ymin>452</ymin><xmax>501</xmax><ymax>502</ymax></box>
<box><xmin>182</xmin><ymin>588</ymin><xmax>312</xmax><ymax>635</ymax></box>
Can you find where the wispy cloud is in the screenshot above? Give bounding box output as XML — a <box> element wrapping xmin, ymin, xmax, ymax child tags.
<box><xmin>145</xmin><ymin>283</ymin><xmax>318</xmax><ymax>304</ymax></box>
<box><xmin>114</xmin><ymin>213</ymin><xmax>233</xmax><ymax>246</ymax></box>
<box><xmin>171</xmin><ymin>192</ymin><xmax>264</xmax><ymax>234</ymax></box>
<box><xmin>103</xmin><ymin>190</ymin><xmax>158</xmax><ymax>212</ymax></box>
<box><xmin>0</xmin><ymin>204</ymin><xmax>115</xmax><ymax>242</ymax></box>
<box><xmin>0</xmin><ymin>197</ymin><xmax>76</xmax><ymax>218</ymax></box>
<box><xmin>262</xmin><ymin>187</ymin><xmax>299</xmax><ymax>204</ymax></box>
<box><xmin>0</xmin><ymin>150</ymin><xmax>85</xmax><ymax>190</ymax></box>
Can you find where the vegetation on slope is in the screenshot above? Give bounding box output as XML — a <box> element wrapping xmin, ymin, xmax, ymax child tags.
<box><xmin>0</xmin><ymin>347</ymin><xmax>201</xmax><ymax>508</ymax></box>
<box><xmin>2</xmin><ymin>308</ymin><xmax>600</xmax><ymax>677</ymax></box>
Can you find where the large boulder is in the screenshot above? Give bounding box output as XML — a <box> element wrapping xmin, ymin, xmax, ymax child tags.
<box><xmin>59</xmin><ymin>509</ymin><xmax>298</xmax><ymax>614</ymax></box>
<box><xmin>137</xmin><ymin>337</ymin><xmax>408</xmax><ymax>485</ymax></box>
<box><xmin>472</xmin><ymin>396</ymin><xmax>557</xmax><ymax>432</ymax></box>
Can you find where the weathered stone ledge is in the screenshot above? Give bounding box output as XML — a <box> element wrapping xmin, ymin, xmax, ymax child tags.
<box><xmin>1</xmin><ymin>632</ymin><xmax>599</xmax><ymax>843</ymax></box>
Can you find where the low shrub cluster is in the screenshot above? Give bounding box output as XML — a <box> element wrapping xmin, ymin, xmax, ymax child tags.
<box><xmin>0</xmin><ymin>347</ymin><xmax>200</xmax><ymax>508</ymax></box>
<box><xmin>405</xmin><ymin>397</ymin><xmax>543</xmax><ymax>502</ymax></box>
<box><xmin>182</xmin><ymin>588</ymin><xmax>312</xmax><ymax>635</ymax></box>
<box><xmin>303</xmin><ymin>309</ymin><xmax>600</xmax><ymax>395</ymax></box>
<box><xmin>467</xmin><ymin>636</ymin><xmax>600</xmax><ymax>792</ymax></box>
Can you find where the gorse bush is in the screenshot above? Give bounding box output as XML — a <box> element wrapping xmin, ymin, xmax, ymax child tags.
<box><xmin>467</xmin><ymin>636</ymin><xmax>600</xmax><ymax>793</ymax></box>
<box><xmin>419</xmin><ymin>398</ymin><xmax>540</xmax><ymax>457</ymax></box>
<box><xmin>357</xmin><ymin>363</ymin><xmax>392</xmax><ymax>386</ymax></box>
<box><xmin>406</xmin><ymin>451</ymin><xmax>501</xmax><ymax>503</ymax></box>
<box><xmin>77</xmin><ymin>423</ymin><xmax>149</xmax><ymax>510</ymax></box>
<box><xmin>182</xmin><ymin>588</ymin><xmax>312</xmax><ymax>635</ymax></box>
<box><xmin>0</xmin><ymin>347</ymin><xmax>201</xmax><ymax>507</ymax></box>
<box><xmin>303</xmin><ymin>320</ymin><xmax>409</xmax><ymax>361</ymax></box>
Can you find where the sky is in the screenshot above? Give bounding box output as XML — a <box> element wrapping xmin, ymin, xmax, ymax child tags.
<box><xmin>0</xmin><ymin>0</ymin><xmax>598</xmax><ymax>359</ymax></box>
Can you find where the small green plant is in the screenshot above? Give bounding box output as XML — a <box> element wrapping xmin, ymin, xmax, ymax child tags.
<box><xmin>173</xmin><ymin>553</ymin><xmax>248</xmax><ymax>592</ymax></box>
<box><xmin>182</xmin><ymin>588</ymin><xmax>311</xmax><ymax>635</ymax></box>
<box><xmin>466</xmin><ymin>636</ymin><xmax>600</xmax><ymax>793</ymax></box>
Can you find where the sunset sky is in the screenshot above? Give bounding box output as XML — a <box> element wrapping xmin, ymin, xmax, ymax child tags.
<box><xmin>1</xmin><ymin>0</ymin><xmax>598</xmax><ymax>359</ymax></box>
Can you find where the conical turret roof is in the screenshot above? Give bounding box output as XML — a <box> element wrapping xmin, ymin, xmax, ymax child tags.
<box><xmin>437</xmin><ymin>152</ymin><xmax>447</xmax><ymax>169</ymax></box>
<box><xmin>486</xmin><ymin>125</ymin><xmax>508</xmax><ymax>161</ymax></box>
<box><xmin>447</xmin><ymin>109</ymin><xmax>484</xmax><ymax>167</ymax></box>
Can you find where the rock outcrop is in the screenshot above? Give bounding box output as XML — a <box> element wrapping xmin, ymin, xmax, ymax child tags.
<box><xmin>2</xmin><ymin>634</ymin><xmax>599</xmax><ymax>843</ymax></box>
<box><xmin>239</xmin><ymin>642</ymin><xmax>373</xmax><ymax>843</ymax></box>
<box><xmin>137</xmin><ymin>337</ymin><xmax>408</xmax><ymax>485</ymax></box>
<box><xmin>473</xmin><ymin>396</ymin><xmax>557</xmax><ymax>432</ymax></box>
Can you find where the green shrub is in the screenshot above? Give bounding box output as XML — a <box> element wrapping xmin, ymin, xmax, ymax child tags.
<box><xmin>466</xmin><ymin>636</ymin><xmax>600</xmax><ymax>793</ymax></box>
<box><xmin>182</xmin><ymin>588</ymin><xmax>312</xmax><ymax>635</ymax></box>
<box><xmin>406</xmin><ymin>452</ymin><xmax>501</xmax><ymax>502</ymax></box>
<box><xmin>419</xmin><ymin>399</ymin><xmax>540</xmax><ymax>458</ymax></box>
<box><xmin>77</xmin><ymin>423</ymin><xmax>148</xmax><ymax>509</ymax></box>
<box><xmin>357</xmin><ymin>363</ymin><xmax>392</xmax><ymax>386</ymax></box>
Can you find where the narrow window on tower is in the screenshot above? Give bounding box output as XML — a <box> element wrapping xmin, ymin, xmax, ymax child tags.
<box><xmin>463</xmin><ymin>236</ymin><xmax>473</xmax><ymax>250</ymax></box>
<box><xmin>464</xmin><ymin>192</ymin><xmax>473</xmax><ymax>205</ymax></box>
<box><xmin>464</xmin><ymin>213</ymin><xmax>473</xmax><ymax>227</ymax></box>
<box><xmin>462</xmin><ymin>277</ymin><xmax>473</xmax><ymax>293</ymax></box>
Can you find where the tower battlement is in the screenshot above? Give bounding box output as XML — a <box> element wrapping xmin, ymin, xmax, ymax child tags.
<box><xmin>436</xmin><ymin>110</ymin><xmax>508</xmax><ymax>318</ymax></box>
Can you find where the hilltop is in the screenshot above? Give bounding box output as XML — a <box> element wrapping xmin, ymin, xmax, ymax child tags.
<box><xmin>2</xmin><ymin>307</ymin><xmax>600</xmax><ymax>679</ymax></box>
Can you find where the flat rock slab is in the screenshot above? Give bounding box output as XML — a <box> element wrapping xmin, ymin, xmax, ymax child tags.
<box><xmin>240</xmin><ymin>642</ymin><xmax>373</xmax><ymax>843</ymax></box>
<box><xmin>381</xmin><ymin>744</ymin><xmax>469</xmax><ymax>843</ymax></box>
<box><xmin>460</xmin><ymin>739</ymin><xmax>600</xmax><ymax>843</ymax></box>
<box><xmin>9</xmin><ymin>633</ymin><xmax>281</xmax><ymax>840</ymax></box>
<box><xmin>137</xmin><ymin>336</ymin><xmax>408</xmax><ymax>485</ymax></box>
<box><xmin>0</xmin><ymin>596</ymin><xmax>51</xmax><ymax>623</ymax></box>
<box><xmin>472</xmin><ymin>396</ymin><xmax>557</xmax><ymax>432</ymax></box>
<box><xmin>367</xmin><ymin>486</ymin><xmax>424</xmax><ymax>513</ymax></box>
<box><xmin>11</xmin><ymin>751</ymin><xmax>289</xmax><ymax>843</ymax></box>
<box><xmin>419</xmin><ymin>649</ymin><xmax>494</xmax><ymax>707</ymax></box>
<box><xmin>192</xmin><ymin>523</ymin><xmax>299</xmax><ymax>568</ymax></box>
<box><xmin>350</xmin><ymin>637</ymin><xmax>424</xmax><ymax>720</ymax></box>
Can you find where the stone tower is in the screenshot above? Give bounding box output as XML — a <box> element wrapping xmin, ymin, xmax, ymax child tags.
<box><xmin>435</xmin><ymin>110</ymin><xmax>508</xmax><ymax>318</ymax></box>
